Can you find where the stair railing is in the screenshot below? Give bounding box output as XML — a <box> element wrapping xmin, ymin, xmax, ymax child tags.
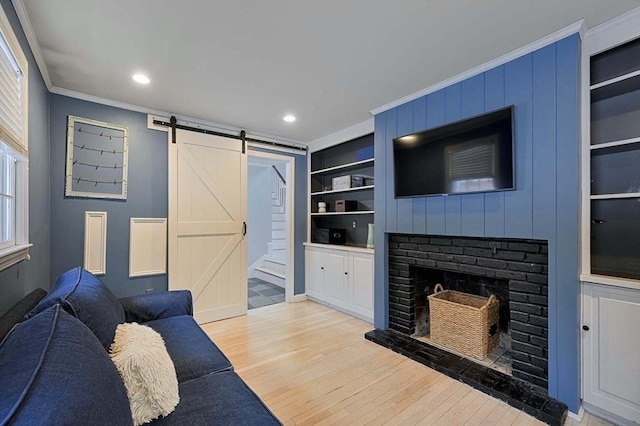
<box><xmin>271</xmin><ymin>165</ymin><xmax>286</xmax><ymax>209</ymax></box>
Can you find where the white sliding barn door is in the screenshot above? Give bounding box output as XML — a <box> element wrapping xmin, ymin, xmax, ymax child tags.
<box><xmin>169</xmin><ymin>129</ymin><xmax>247</xmax><ymax>324</ymax></box>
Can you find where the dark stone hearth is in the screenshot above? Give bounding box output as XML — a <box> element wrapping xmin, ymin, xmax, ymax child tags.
<box><xmin>365</xmin><ymin>329</ymin><xmax>567</xmax><ymax>426</ymax></box>
<box><xmin>388</xmin><ymin>234</ymin><xmax>549</xmax><ymax>391</ymax></box>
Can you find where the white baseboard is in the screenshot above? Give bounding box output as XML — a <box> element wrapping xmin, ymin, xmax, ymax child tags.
<box><xmin>291</xmin><ymin>294</ymin><xmax>307</xmax><ymax>303</ymax></box>
<box><xmin>567</xmin><ymin>405</ymin><xmax>584</xmax><ymax>422</ymax></box>
<box><xmin>583</xmin><ymin>401</ymin><xmax>639</xmax><ymax>426</ymax></box>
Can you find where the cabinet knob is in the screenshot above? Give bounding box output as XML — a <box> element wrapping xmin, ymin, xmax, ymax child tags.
<box><xmin>345</xmin><ymin>272</ymin><xmax>348</xmax><ymax>275</ymax></box>
<box><xmin>321</xmin><ymin>267</ymin><xmax>324</xmax><ymax>270</ymax></box>
<box><xmin>582</xmin><ymin>325</ymin><xmax>589</xmax><ymax>331</ymax></box>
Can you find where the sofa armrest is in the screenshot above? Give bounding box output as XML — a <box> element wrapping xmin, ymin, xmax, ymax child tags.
<box><xmin>119</xmin><ymin>290</ymin><xmax>193</xmax><ymax>323</ymax></box>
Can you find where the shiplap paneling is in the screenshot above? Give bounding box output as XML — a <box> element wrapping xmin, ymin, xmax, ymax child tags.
<box><xmin>385</xmin><ymin>109</ymin><xmax>398</xmax><ymax>234</ymax></box>
<box><xmin>424</xmin><ymin>90</ymin><xmax>446</xmax><ymax>235</ymax></box>
<box><xmin>553</xmin><ymin>34</ymin><xmax>581</xmax><ymax>408</ymax></box>
<box><xmin>373</xmin><ymin>33</ymin><xmax>581</xmax><ymax>412</ymax></box>
<box><xmin>531</xmin><ymin>45</ymin><xmax>557</xmax><ymax>241</ymax></box>
<box><xmin>504</xmin><ymin>54</ymin><xmax>534</xmax><ymax>238</ymax></box>
<box><xmin>373</xmin><ymin>112</ymin><xmax>388</xmax><ymax>330</ymax></box>
<box><xmin>396</xmin><ymin>102</ymin><xmax>414</xmax><ymax>234</ymax></box>
<box><xmin>460</xmin><ymin>74</ymin><xmax>486</xmax><ymax>237</ymax></box>
<box><xmin>412</xmin><ymin>97</ymin><xmax>427</xmax><ymax>235</ymax></box>
<box><xmin>444</xmin><ymin>84</ymin><xmax>462</xmax><ymax>235</ymax></box>
<box><xmin>484</xmin><ymin>65</ymin><xmax>507</xmax><ymax>237</ymax></box>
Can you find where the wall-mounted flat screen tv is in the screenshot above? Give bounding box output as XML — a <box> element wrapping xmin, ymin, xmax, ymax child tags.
<box><xmin>393</xmin><ymin>106</ymin><xmax>515</xmax><ymax>198</ymax></box>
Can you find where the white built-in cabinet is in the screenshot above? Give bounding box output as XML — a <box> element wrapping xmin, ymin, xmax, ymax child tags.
<box><xmin>580</xmin><ymin>9</ymin><xmax>640</xmax><ymax>424</ymax></box>
<box><xmin>581</xmin><ymin>283</ymin><xmax>640</xmax><ymax>424</ymax></box>
<box><xmin>304</xmin><ymin>244</ymin><xmax>374</xmax><ymax>323</ymax></box>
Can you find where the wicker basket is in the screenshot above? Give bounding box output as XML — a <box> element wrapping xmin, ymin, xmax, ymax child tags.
<box><xmin>427</xmin><ymin>284</ymin><xmax>500</xmax><ymax>360</ymax></box>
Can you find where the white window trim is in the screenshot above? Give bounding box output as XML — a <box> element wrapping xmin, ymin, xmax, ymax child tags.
<box><xmin>0</xmin><ymin>5</ymin><xmax>29</xmax><ymax>273</ymax></box>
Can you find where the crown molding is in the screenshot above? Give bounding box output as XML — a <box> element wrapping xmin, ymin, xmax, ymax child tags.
<box><xmin>370</xmin><ymin>19</ymin><xmax>584</xmax><ymax>116</ymax></box>
<box><xmin>50</xmin><ymin>86</ymin><xmax>308</xmax><ymax>147</ymax></box>
<box><xmin>11</xmin><ymin>0</ymin><xmax>52</xmax><ymax>90</ymax></box>
<box><xmin>584</xmin><ymin>6</ymin><xmax>640</xmax><ymax>56</ymax></box>
<box><xmin>306</xmin><ymin>117</ymin><xmax>374</xmax><ymax>153</ymax></box>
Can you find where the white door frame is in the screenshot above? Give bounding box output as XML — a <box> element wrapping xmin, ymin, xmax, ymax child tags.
<box><xmin>248</xmin><ymin>149</ymin><xmax>295</xmax><ymax>303</ymax></box>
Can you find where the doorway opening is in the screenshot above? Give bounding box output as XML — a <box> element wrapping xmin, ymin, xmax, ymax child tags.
<box><xmin>247</xmin><ymin>151</ymin><xmax>294</xmax><ymax>309</ymax></box>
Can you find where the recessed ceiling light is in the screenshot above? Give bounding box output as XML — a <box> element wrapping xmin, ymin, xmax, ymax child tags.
<box><xmin>283</xmin><ymin>115</ymin><xmax>296</xmax><ymax>123</ymax></box>
<box><xmin>132</xmin><ymin>73</ymin><xmax>150</xmax><ymax>84</ymax></box>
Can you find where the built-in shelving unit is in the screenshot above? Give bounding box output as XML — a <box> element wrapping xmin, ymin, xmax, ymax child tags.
<box><xmin>580</xmin><ymin>12</ymin><xmax>640</xmax><ymax>426</ymax></box>
<box><xmin>586</xmin><ymin>35</ymin><xmax>640</xmax><ymax>282</ymax></box>
<box><xmin>308</xmin><ymin>133</ymin><xmax>374</xmax><ymax>248</ymax></box>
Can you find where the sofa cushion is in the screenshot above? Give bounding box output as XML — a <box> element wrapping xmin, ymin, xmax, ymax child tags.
<box><xmin>0</xmin><ymin>305</ymin><xmax>132</xmax><ymax>425</ymax></box>
<box><xmin>28</xmin><ymin>267</ymin><xmax>125</xmax><ymax>350</ymax></box>
<box><xmin>119</xmin><ymin>290</ymin><xmax>193</xmax><ymax>323</ymax></box>
<box><xmin>149</xmin><ymin>371</ymin><xmax>281</xmax><ymax>426</ymax></box>
<box><xmin>110</xmin><ymin>323</ymin><xmax>180</xmax><ymax>426</ymax></box>
<box><xmin>144</xmin><ymin>315</ymin><xmax>233</xmax><ymax>382</ymax></box>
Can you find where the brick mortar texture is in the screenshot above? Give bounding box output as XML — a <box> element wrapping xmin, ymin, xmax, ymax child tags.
<box><xmin>388</xmin><ymin>233</ymin><xmax>549</xmax><ymax>388</ymax></box>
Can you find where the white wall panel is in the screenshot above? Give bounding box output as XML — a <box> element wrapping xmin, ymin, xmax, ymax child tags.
<box><xmin>129</xmin><ymin>218</ymin><xmax>167</xmax><ymax>277</ymax></box>
<box><xmin>84</xmin><ymin>211</ymin><xmax>107</xmax><ymax>275</ymax></box>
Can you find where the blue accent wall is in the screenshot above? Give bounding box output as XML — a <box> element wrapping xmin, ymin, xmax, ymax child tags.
<box><xmin>49</xmin><ymin>94</ymin><xmax>168</xmax><ymax>297</ymax></box>
<box><xmin>373</xmin><ymin>34</ymin><xmax>581</xmax><ymax>411</ymax></box>
<box><xmin>0</xmin><ymin>0</ymin><xmax>50</xmax><ymax>315</ymax></box>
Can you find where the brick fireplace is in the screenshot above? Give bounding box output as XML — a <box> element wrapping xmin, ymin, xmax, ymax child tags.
<box><xmin>388</xmin><ymin>234</ymin><xmax>549</xmax><ymax>390</ymax></box>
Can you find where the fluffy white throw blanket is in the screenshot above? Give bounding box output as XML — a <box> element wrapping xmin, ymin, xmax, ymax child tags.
<box><xmin>110</xmin><ymin>323</ymin><xmax>180</xmax><ymax>425</ymax></box>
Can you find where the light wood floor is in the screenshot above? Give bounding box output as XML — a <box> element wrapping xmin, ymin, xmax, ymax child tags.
<box><xmin>201</xmin><ymin>301</ymin><xmax>611</xmax><ymax>426</ymax></box>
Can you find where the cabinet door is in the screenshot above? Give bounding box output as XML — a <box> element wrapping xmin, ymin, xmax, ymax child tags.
<box><xmin>349</xmin><ymin>253</ymin><xmax>374</xmax><ymax>321</ymax></box>
<box><xmin>324</xmin><ymin>250</ymin><xmax>349</xmax><ymax>309</ymax></box>
<box><xmin>582</xmin><ymin>283</ymin><xmax>640</xmax><ymax>423</ymax></box>
<box><xmin>305</xmin><ymin>249</ymin><xmax>325</xmax><ymax>300</ymax></box>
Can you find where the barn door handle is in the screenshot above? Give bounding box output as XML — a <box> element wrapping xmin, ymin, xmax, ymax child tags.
<box><xmin>242</xmin><ymin>222</ymin><xmax>247</xmax><ymax>236</ymax></box>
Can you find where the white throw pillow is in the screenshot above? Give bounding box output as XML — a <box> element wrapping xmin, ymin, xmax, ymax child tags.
<box><xmin>109</xmin><ymin>323</ymin><xmax>180</xmax><ymax>425</ymax></box>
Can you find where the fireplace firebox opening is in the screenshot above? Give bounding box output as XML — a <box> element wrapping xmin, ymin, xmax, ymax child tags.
<box><xmin>412</xmin><ymin>267</ymin><xmax>512</xmax><ymax>374</ymax></box>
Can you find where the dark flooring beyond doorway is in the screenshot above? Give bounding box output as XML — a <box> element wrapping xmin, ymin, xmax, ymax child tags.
<box><xmin>248</xmin><ymin>278</ymin><xmax>285</xmax><ymax>310</ymax></box>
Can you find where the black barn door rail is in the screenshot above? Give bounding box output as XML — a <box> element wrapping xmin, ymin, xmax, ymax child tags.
<box><xmin>155</xmin><ymin>116</ymin><xmax>307</xmax><ymax>153</ymax></box>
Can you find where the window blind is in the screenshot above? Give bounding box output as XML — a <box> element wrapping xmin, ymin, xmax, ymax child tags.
<box><xmin>0</xmin><ymin>31</ymin><xmax>25</xmax><ymax>156</ymax></box>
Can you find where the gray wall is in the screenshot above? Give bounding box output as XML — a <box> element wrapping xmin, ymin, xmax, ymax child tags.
<box><xmin>247</xmin><ymin>164</ymin><xmax>272</xmax><ymax>267</ymax></box>
<box><xmin>0</xmin><ymin>0</ymin><xmax>50</xmax><ymax>315</ymax></box>
<box><xmin>49</xmin><ymin>94</ymin><xmax>168</xmax><ymax>297</ymax></box>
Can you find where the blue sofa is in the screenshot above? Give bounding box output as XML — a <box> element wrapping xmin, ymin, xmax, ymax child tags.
<box><xmin>0</xmin><ymin>267</ymin><xmax>281</xmax><ymax>425</ymax></box>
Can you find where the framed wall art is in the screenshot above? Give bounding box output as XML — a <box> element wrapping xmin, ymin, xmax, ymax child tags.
<box><xmin>65</xmin><ymin>115</ymin><xmax>129</xmax><ymax>200</ymax></box>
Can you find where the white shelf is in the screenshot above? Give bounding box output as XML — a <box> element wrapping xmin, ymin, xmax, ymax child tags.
<box><xmin>590</xmin><ymin>192</ymin><xmax>640</xmax><ymax>200</ymax></box>
<box><xmin>590</xmin><ymin>137</ymin><xmax>640</xmax><ymax>150</ymax></box>
<box><xmin>304</xmin><ymin>242</ymin><xmax>374</xmax><ymax>254</ymax></box>
<box><xmin>311</xmin><ymin>211</ymin><xmax>374</xmax><ymax>216</ymax></box>
<box><xmin>311</xmin><ymin>185</ymin><xmax>374</xmax><ymax>196</ymax></box>
<box><xmin>590</xmin><ymin>69</ymin><xmax>640</xmax><ymax>90</ymax></box>
<box><xmin>310</xmin><ymin>158</ymin><xmax>374</xmax><ymax>175</ymax></box>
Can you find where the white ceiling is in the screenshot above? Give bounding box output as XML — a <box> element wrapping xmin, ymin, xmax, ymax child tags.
<box><xmin>17</xmin><ymin>0</ymin><xmax>640</xmax><ymax>143</ymax></box>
